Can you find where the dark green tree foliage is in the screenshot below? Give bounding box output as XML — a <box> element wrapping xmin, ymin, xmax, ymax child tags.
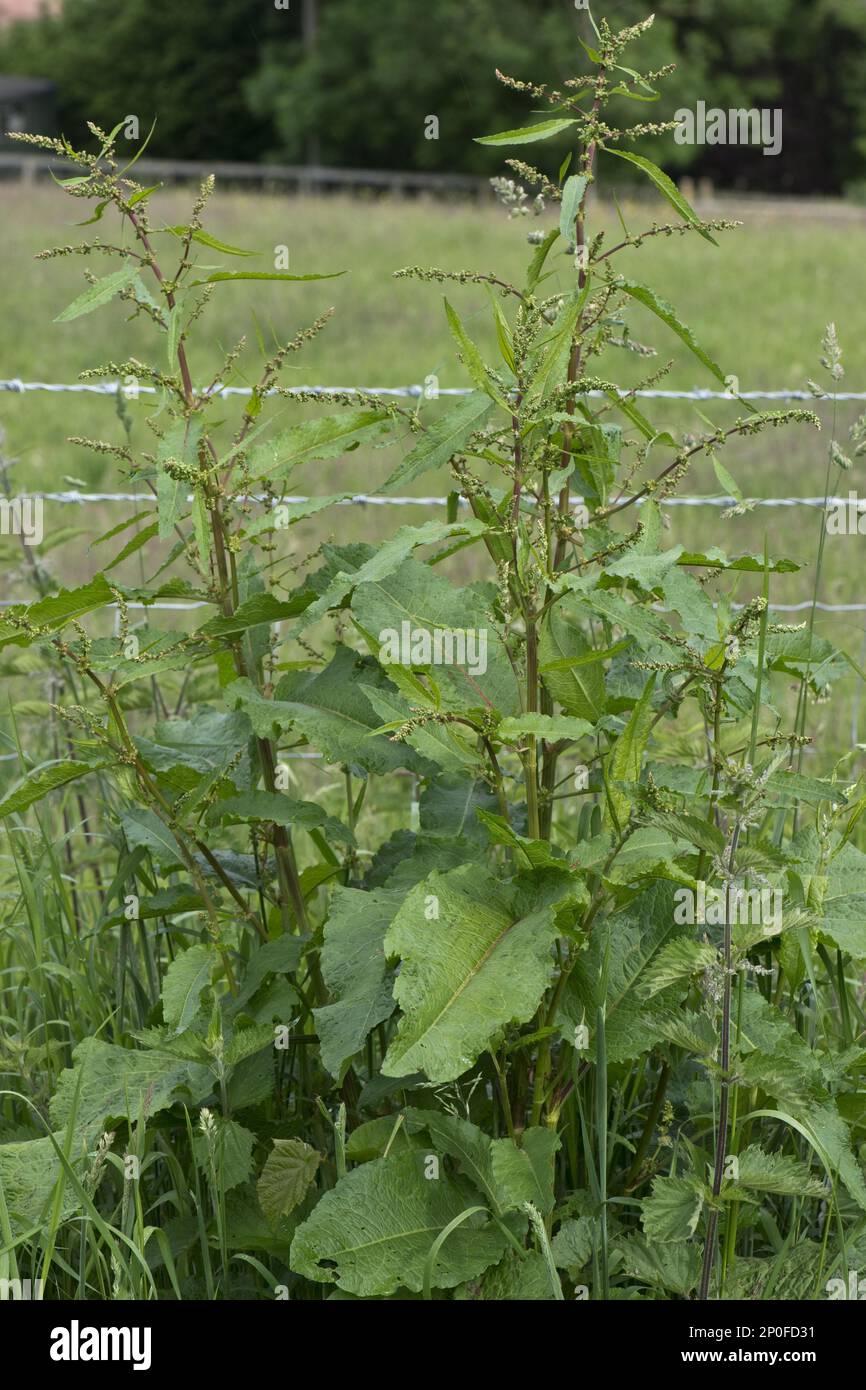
<box><xmin>2</xmin><ymin>0</ymin><xmax>865</xmax><ymax>190</ymax></box>
<box><xmin>0</xmin><ymin>0</ymin><xmax>284</xmax><ymax>161</ymax></box>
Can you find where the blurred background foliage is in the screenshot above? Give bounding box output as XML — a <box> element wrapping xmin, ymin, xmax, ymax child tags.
<box><xmin>0</xmin><ymin>0</ymin><xmax>864</xmax><ymax>194</ymax></box>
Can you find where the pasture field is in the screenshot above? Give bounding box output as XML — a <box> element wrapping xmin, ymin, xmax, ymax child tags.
<box><xmin>3</xmin><ymin>183</ymin><xmax>866</xmax><ymax>759</ymax></box>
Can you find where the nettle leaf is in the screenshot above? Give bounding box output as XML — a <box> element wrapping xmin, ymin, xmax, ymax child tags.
<box><xmin>604</xmin><ymin>148</ymin><xmax>717</xmax><ymax>245</ymax></box>
<box><xmin>444</xmin><ymin>298</ymin><xmax>511</xmax><ymax>408</ymax></box>
<box><xmin>54</xmin><ymin>263</ymin><xmax>140</xmax><ymax>321</ymax></box>
<box><xmin>527</xmin><ymin>228</ymin><xmax>559</xmax><ymax>291</ymax></box>
<box><xmin>615</xmin><ymin>278</ymin><xmax>726</xmax><ymax>384</ymax></box>
<box><xmin>641</xmin><ymin>1176</ymin><xmax>705</xmax><ymax>1242</ymax></box>
<box><xmin>244</xmin><ymin>410</ymin><xmax>393</xmax><ymax>481</ymax></box>
<box><xmin>161</xmin><ymin>943</ymin><xmax>215</xmax><ymax>1033</ymax></box>
<box><xmin>475</xmin><ymin>118</ymin><xmax>578</xmax><ymax>146</ymax></box>
<box><xmin>314</xmin><ymin>886</ymin><xmax>401</xmax><ymax>1078</ymax></box>
<box><xmin>301</xmin><ymin>519</ymin><xmax>489</xmax><ymax>627</ymax></box>
<box><xmin>723</xmin><ymin>1145</ymin><xmax>826</xmax><ymax>1200</ymax></box>
<box><xmin>194</xmin><ymin>590</ymin><xmax>312</xmax><ymax>639</ymax></box>
<box><xmin>120</xmin><ymin>807</ymin><xmax>184</xmax><ymax>868</ymax></box>
<box><xmin>0</xmin><ymin>760</ymin><xmax>105</xmax><ymax>819</ymax></box>
<box><xmin>0</xmin><ymin>576</ymin><xmax>115</xmax><ymax>649</ymax></box>
<box><xmin>561</xmin><ymin>882</ymin><xmax>690</xmax><ymax>1064</ymax></box>
<box><xmin>604</xmin><ymin>672</ymin><xmax>657</xmax><ymax>827</ymax></box>
<box><xmin>257</xmin><ymin>1138</ymin><xmax>321</xmax><ymax>1227</ymax></box>
<box><xmin>156</xmin><ymin>418</ymin><xmax>202</xmax><ymax>539</ymax></box>
<box><xmin>529</xmin><ymin>287</ymin><xmax>587</xmax><ymax>398</ymax></box>
<box><xmin>559</xmin><ymin>174</ymin><xmax>588</xmax><ymax>241</ymax></box>
<box><xmin>352</xmin><ymin>554</ymin><xmax>519</xmax><ymax>716</ymax></box>
<box><xmin>679</xmin><ymin>549</ymin><xmax>799</xmax><ymax>575</ymax></box>
<box><xmin>382</xmin><ymin>864</ymin><xmax>558</xmax><ymax>1083</ymax></box>
<box><xmin>164</xmin><ymin>226</ymin><xmax>259</xmax><ymax>257</ymax></box>
<box><xmin>497</xmin><ymin>714</ymin><xmax>592</xmax><ymax>744</ymax></box>
<box><xmin>552</xmin><ymin>1216</ymin><xmax>595</xmax><ymax>1276</ymax></box>
<box><xmin>244</xmin><ymin>493</ymin><xmax>354</xmax><ymax>536</ymax></box>
<box><xmin>653</xmin><ymin>1009</ymin><xmax>717</xmax><ymax>1055</ymax></box>
<box><xmin>50</xmin><ymin>1037</ymin><xmax>212</xmax><ymax>1143</ymax></box>
<box><xmin>639</xmin><ymin>809</ymin><xmax>726</xmax><ymax>858</ymax></box>
<box><xmin>614</xmin><ymin>1233</ymin><xmax>700</xmax><ymax>1296</ymax></box>
<box><xmin>383</xmin><ymin>391</ymin><xmax>494</xmax><ymax>490</ymax></box>
<box><xmin>641</xmin><ymin>938</ymin><xmax>718</xmax><ymax>998</ymax></box>
<box><xmin>207</xmin><ymin>791</ymin><xmax>354</xmax><ymax>847</ymax></box>
<box><xmin>538</xmin><ymin>607</ymin><xmax>607</xmax><ymax>722</ymax></box>
<box><xmin>290</xmin><ymin>1150</ymin><xmax>508</xmax><ymax>1295</ymax></box>
<box><xmin>190</xmin><ymin>269</ymin><xmax>345</xmax><ymax>286</ymax></box>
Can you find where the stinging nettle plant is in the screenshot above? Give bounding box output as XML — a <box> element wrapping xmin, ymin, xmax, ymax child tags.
<box><xmin>3</xmin><ymin>10</ymin><xmax>866</xmax><ymax>1303</ymax></box>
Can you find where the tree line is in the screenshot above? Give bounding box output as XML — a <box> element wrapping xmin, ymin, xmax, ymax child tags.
<box><xmin>1</xmin><ymin>0</ymin><xmax>863</xmax><ymax>195</ymax></box>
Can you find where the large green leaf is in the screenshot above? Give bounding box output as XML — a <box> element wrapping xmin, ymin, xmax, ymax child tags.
<box><xmin>559</xmin><ymin>174</ymin><xmax>589</xmax><ymax>241</ymax></box>
<box><xmin>724</xmin><ymin>1145</ymin><xmax>826</xmax><ymax>1200</ymax></box>
<box><xmin>207</xmin><ymin>791</ymin><xmax>355</xmax><ymax>847</ymax></box>
<box><xmin>560</xmin><ymin>881</ymin><xmax>690</xmax><ymax>1064</ymax></box>
<box><xmin>0</xmin><ymin>761</ymin><xmax>104</xmax><ymax>819</ymax></box>
<box><xmin>289</xmin><ymin>1150</ymin><xmax>508</xmax><ymax>1295</ymax></box>
<box><xmin>54</xmin><ymin>264</ymin><xmax>140</xmax><ymax>321</ymax></box>
<box><xmin>382</xmin><ymin>391</ymin><xmax>494</xmax><ymax>490</ymax></box>
<box><xmin>120</xmin><ymin>807</ymin><xmax>185</xmax><ymax>868</ymax></box>
<box><xmin>244</xmin><ymin>410</ymin><xmax>392</xmax><ymax>481</ymax></box>
<box><xmin>641</xmin><ymin>1176</ymin><xmax>705</xmax><ymax>1242</ymax></box>
<box><xmin>352</xmin><ymin>555</ymin><xmax>519</xmax><ymax>716</ymax></box>
<box><xmin>0</xmin><ymin>1135</ymin><xmax>84</xmax><ymax>1237</ymax></box>
<box><xmin>161</xmin><ymin>943</ymin><xmax>215</xmax><ymax>1033</ymax></box>
<box><xmin>0</xmin><ymin>576</ymin><xmax>114</xmax><ymax>648</ymax></box>
<box><xmin>194</xmin><ymin>591</ymin><xmax>312</xmax><ymax>639</ymax></box>
<box><xmin>314</xmin><ymin>886</ymin><xmax>402</xmax><ymax>1078</ymax></box>
<box><xmin>273</xmin><ymin>646</ymin><xmax>431</xmax><ymax>773</ymax></box>
<box><xmin>475</xmin><ymin>118</ymin><xmax>578</xmax><ymax>146</ymax></box>
<box><xmin>538</xmin><ymin>607</ymin><xmax>607</xmax><ymax>722</ymax></box>
<box><xmin>302</xmin><ymin>519</ymin><xmax>489</xmax><ymax>626</ymax></box>
<box><xmin>50</xmin><ymin>1037</ymin><xmax>212</xmax><ymax>1142</ymax></box>
<box><xmin>604</xmin><ymin>148</ymin><xmax>717</xmax><ymax>245</ymax></box>
<box><xmin>444</xmin><ymin>300</ymin><xmax>511</xmax><ymax>408</ymax></box>
<box><xmin>604</xmin><ymin>672</ymin><xmax>657</xmax><ymax>826</ymax></box>
<box><xmin>382</xmin><ymin>865</ymin><xmax>558</xmax><ymax>1082</ymax></box>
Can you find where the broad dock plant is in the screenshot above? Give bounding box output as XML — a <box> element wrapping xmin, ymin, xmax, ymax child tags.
<box><xmin>2</xmin><ymin>12</ymin><xmax>866</xmax><ymax>1302</ymax></box>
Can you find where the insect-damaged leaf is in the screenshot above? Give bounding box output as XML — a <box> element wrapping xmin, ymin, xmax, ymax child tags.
<box><xmin>290</xmin><ymin>1150</ymin><xmax>508</xmax><ymax>1295</ymax></box>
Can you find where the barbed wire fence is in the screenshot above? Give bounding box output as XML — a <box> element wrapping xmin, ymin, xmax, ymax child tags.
<box><xmin>2</xmin><ymin>379</ymin><xmax>866</xmax><ymax>756</ymax></box>
<box><xmin>3</xmin><ymin>378</ymin><xmax>865</xmax><ymax>603</ymax></box>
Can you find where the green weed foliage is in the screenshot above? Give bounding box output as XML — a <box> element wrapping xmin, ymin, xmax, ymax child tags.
<box><xmin>2</xmin><ymin>14</ymin><xmax>866</xmax><ymax>1303</ymax></box>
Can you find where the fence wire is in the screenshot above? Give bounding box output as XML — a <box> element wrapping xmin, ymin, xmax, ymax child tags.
<box><xmin>2</xmin><ymin>378</ymin><xmax>864</xmax><ymax>617</ymax></box>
